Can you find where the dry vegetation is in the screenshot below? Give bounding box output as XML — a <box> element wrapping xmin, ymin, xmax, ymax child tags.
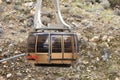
<box><xmin>0</xmin><ymin>0</ymin><xmax>120</xmax><ymax>80</ymax></box>
<box><xmin>109</xmin><ymin>0</ymin><xmax>120</xmax><ymax>8</ymax></box>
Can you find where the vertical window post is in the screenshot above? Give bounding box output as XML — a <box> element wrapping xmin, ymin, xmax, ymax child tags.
<box><xmin>35</xmin><ymin>35</ymin><xmax>38</xmax><ymax>53</ymax></box>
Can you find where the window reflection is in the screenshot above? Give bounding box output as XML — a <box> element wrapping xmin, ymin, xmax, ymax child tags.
<box><xmin>28</xmin><ymin>34</ymin><xmax>74</xmax><ymax>53</ymax></box>
<box><xmin>64</xmin><ymin>36</ymin><xmax>72</xmax><ymax>52</ymax></box>
<box><xmin>28</xmin><ymin>35</ymin><xmax>36</xmax><ymax>52</ymax></box>
<box><xmin>52</xmin><ymin>35</ymin><xmax>62</xmax><ymax>52</ymax></box>
<box><xmin>37</xmin><ymin>34</ymin><xmax>49</xmax><ymax>52</ymax></box>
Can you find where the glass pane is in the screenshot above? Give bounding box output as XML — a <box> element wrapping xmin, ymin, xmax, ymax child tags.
<box><xmin>52</xmin><ymin>35</ymin><xmax>62</xmax><ymax>53</ymax></box>
<box><xmin>64</xmin><ymin>35</ymin><xmax>72</xmax><ymax>52</ymax></box>
<box><xmin>28</xmin><ymin>35</ymin><xmax>36</xmax><ymax>52</ymax></box>
<box><xmin>37</xmin><ymin>34</ymin><xmax>49</xmax><ymax>53</ymax></box>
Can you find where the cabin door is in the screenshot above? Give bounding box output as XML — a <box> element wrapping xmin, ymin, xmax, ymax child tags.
<box><xmin>51</xmin><ymin>35</ymin><xmax>74</xmax><ymax>60</ymax></box>
<box><xmin>51</xmin><ymin>35</ymin><xmax>63</xmax><ymax>60</ymax></box>
<box><xmin>63</xmin><ymin>35</ymin><xmax>74</xmax><ymax>59</ymax></box>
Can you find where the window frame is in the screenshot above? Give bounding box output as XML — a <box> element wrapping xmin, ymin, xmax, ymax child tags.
<box><xmin>36</xmin><ymin>34</ymin><xmax>49</xmax><ymax>53</ymax></box>
<box><xmin>27</xmin><ymin>33</ymin><xmax>78</xmax><ymax>54</ymax></box>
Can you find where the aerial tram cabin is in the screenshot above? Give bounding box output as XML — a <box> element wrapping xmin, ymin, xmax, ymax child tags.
<box><xmin>0</xmin><ymin>0</ymin><xmax>79</xmax><ymax>65</ymax></box>
<box><xmin>26</xmin><ymin>30</ymin><xmax>79</xmax><ymax>65</ymax></box>
<box><xmin>26</xmin><ymin>0</ymin><xmax>79</xmax><ymax>65</ymax></box>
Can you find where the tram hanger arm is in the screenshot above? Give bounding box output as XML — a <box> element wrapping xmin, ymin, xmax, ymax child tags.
<box><xmin>34</xmin><ymin>0</ymin><xmax>71</xmax><ymax>30</ymax></box>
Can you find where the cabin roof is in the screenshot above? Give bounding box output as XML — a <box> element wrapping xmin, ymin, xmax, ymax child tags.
<box><xmin>29</xmin><ymin>32</ymin><xmax>76</xmax><ymax>36</ymax></box>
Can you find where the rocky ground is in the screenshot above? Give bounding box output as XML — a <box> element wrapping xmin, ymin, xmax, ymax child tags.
<box><xmin>0</xmin><ymin>0</ymin><xmax>120</xmax><ymax>80</ymax></box>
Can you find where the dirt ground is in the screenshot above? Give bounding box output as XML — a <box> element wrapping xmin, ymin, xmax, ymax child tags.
<box><xmin>0</xmin><ymin>0</ymin><xmax>120</xmax><ymax>80</ymax></box>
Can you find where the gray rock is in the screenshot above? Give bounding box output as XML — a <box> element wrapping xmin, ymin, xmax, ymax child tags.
<box><xmin>13</xmin><ymin>5</ymin><xmax>25</xmax><ymax>12</ymax></box>
<box><xmin>89</xmin><ymin>42</ymin><xmax>97</xmax><ymax>50</ymax></box>
<box><xmin>20</xmin><ymin>29</ymin><xmax>26</xmax><ymax>33</ymax></box>
<box><xmin>102</xmin><ymin>35</ymin><xmax>108</xmax><ymax>41</ymax></box>
<box><xmin>11</xmin><ymin>31</ymin><xmax>17</xmax><ymax>35</ymax></box>
<box><xmin>6</xmin><ymin>73</ymin><xmax>12</xmax><ymax>78</ymax></box>
<box><xmin>30</xmin><ymin>78</ymin><xmax>35</xmax><ymax>80</ymax></box>
<box><xmin>82</xmin><ymin>0</ymin><xmax>96</xmax><ymax>4</ymax></box>
<box><xmin>17</xmin><ymin>14</ymin><xmax>26</xmax><ymax>22</ymax></box>
<box><xmin>0</xmin><ymin>76</ymin><xmax>5</xmax><ymax>80</ymax></box>
<box><xmin>0</xmin><ymin>5</ymin><xmax>4</xmax><ymax>12</ymax></box>
<box><xmin>41</xmin><ymin>16</ymin><xmax>50</xmax><ymax>26</ymax></box>
<box><xmin>81</xmin><ymin>19</ymin><xmax>93</xmax><ymax>29</ymax></box>
<box><xmin>100</xmin><ymin>0</ymin><xmax>110</xmax><ymax>9</ymax></box>
<box><xmin>114</xmin><ymin>8</ymin><xmax>120</xmax><ymax>16</ymax></box>
<box><xmin>80</xmin><ymin>37</ymin><xmax>88</xmax><ymax>49</ymax></box>
<box><xmin>76</xmin><ymin>3</ymin><xmax>83</xmax><ymax>8</ymax></box>
<box><xmin>61</xmin><ymin>4</ymin><xmax>71</xmax><ymax>14</ymax></box>
<box><xmin>44</xmin><ymin>74</ymin><xmax>52</xmax><ymax>80</ymax></box>
<box><xmin>24</xmin><ymin>0</ymin><xmax>33</xmax><ymax>2</ymax></box>
<box><xmin>0</xmin><ymin>0</ymin><xmax>2</xmax><ymax>4</ymax></box>
<box><xmin>42</xmin><ymin>12</ymin><xmax>53</xmax><ymax>18</ymax></box>
<box><xmin>0</xmin><ymin>48</ymin><xmax>2</xmax><ymax>54</ymax></box>
<box><xmin>90</xmin><ymin>36</ymin><xmax>100</xmax><ymax>42</ymax></box>
<box><xmin>115</xmin><ymin>77</ymin><xmax>120</xmax><ymax>80</ymax></box>
<box><xmin>71</xmin><ymin>22</ymin><xmax>79</xmax><ymax>29</ymax></box>
<box><xmin>9</xmin><ymin>24</ymin><xmax>14</xmax><ymax>29</ymax></box>
<box><xmin>26</xmin><ymin>17</ymin><xmax>33</xmax><ymax>27</ymax></box>
<box><xmin>74</xmin><ymin>74</ymin><xmax>80</xmax><ymax>79</ymax></box>
<box><xmin>13</xmin><ymin>0</ymin><xmax>22</xmax><ymax>5</ymax></box>
<box><xmin>16</xmin><ymin>72</ymin><xmax>22</xmax><ymax>76</ymax></box>
<box><xmin>24</xmin><ymin>2</ymin><xmax>34</xmax><ymax>8</ymax></box>
<box><xmin>81</xmin><ymin>19</ymin><xmax>90</xmax><ymax>26</ymax></box>
<box><xmin>56</xmin><ymin>77</ymin><xmax>65</xmax><ymax>80</ymax></box>
<box><xmin>95</xmin><ymin>0</ymin><xmax>101</xmax><ymax>3</ymax></box>
<box><xmin>5</xmin><ymin>0</ymin><xmax>12</xmax><ymax>4</ymax></box>
<box><xmin>0</xmin><ymin>23</ymin><xmax>3</xmax><ymax>37</ymax></box>
<box><xmin>99</xmin><ymin>47</ymin><xmax>110</xmax><ymax>61</ymax></box>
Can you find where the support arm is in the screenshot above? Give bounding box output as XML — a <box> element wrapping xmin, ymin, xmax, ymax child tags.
<box><xmin>34</xmin><ymin>0</ymin><xmax>46</xmax><ymax>30</ymax></box>
<box><xmin>34</xmin><ymin>0</ymin><xmax>71</xmax><ymax>31</ymax></box>
<box><xmin>51</xmin><ymin>0</ymin><xmax>71</xmax><ymax>29</ymax></box>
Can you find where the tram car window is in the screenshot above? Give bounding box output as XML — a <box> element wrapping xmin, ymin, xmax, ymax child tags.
<box><xmin>27</xmin><ymin>35</ymin><xmax>36</xmax><ymax>53</ymax></box>
<box><xmin>37</xmin><ymin>34</ymin><xmax>49</xmax><ymax>53</ymax></box>
<box><xmin>52</xmin><ymin>35</ymin><xmax>62</xmax><ymax>53</ymax></box>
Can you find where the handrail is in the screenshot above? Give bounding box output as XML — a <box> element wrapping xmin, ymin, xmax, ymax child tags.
<box><xmin>0</xmin><ymin>53</ymin><xmax>26</xmax><ymax>63</ymax></box>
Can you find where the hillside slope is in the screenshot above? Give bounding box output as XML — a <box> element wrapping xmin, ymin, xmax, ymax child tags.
<box><xmin>0</xmin><ymin>0</ymin><xmax>120</xmax><ymax>80</ymax></box>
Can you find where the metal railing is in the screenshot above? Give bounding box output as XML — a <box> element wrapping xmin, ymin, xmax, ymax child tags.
<box><xmin>0</xmin><ymin>53</ymin><xmax>26</xmax><ymax>63</ymax></box>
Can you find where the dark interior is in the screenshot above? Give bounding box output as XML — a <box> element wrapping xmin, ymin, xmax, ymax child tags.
<box><xmin>27</xmin><ymin>33</ymin><xmax>75</xmax><ymax>53</ymax></box>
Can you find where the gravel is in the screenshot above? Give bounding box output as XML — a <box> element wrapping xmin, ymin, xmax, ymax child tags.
<box><xmin>0</xmin><ymin>0</ymin><xmax>120</xmax><ymax>80</ymax></box>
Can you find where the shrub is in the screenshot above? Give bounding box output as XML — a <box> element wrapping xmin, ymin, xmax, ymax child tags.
<box><xmin>108</xmin><ymin>0</ymin><xmax>120</xmax><ymax>8</ymax></box>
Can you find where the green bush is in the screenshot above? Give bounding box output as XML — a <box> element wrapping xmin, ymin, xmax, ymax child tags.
<box><xmin>108</xmin><ymin>0</ymin><xmax>120</xmax><ymax>8</ymax></box>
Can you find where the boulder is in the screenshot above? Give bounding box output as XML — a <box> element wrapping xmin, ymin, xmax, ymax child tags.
<box><xmin>99</xmin><ymin>47</ymin><xmax>110</xmax><ymax>61</ymax></box>
<box><xmin>6</xmin><ymin>73</ymin><xmax>12</xmax><ymax>78</ymax></box>
<box><xmin>82</xmin><ymin>0</ymin><xmax>96</xmax><ymax>4</ymax></box>
<box><xmin>56</xmin><ymin>77</ymin><xmax>65</xmax><ymax>80</ymax></box>
<box><xmin>16</xmin><ymin>72</ymin><xmax>22</xmax><ymax>77</ymax></box>
<box><xmin>90</xmin><ymin>36</ymin><xmax>100</xmax><ymax>42</ymax></box>
<box><xmin>0</xmin><ymin>48</ymin><xmax>2</xmax><ymax>54</ymax></box>
<box><xmin>100</xmin><ymin>0</ymin><xmax>110</xmax><ymax>9</ymax></box>
<box><xmin>23</xmin><ymin>2</ymin><xmax>34</xmax><ymax>7</ymax></box>
<box><xmin>26</xmin><ymin>17</ymin><xmax>33</xmax><ymax>27</ymax></box>
<box><xmin>0</xmin><ymin>76</ymin><xmax>5</xmax><ymax>80</ymax></box>
<box><xmin>5</xmin><ymin>0</ymin><xmax>12</xmax><ymax>4</ymax></box>
<box><xmin>114</xmin><ymin>8</ymin><xmax>120</xmax><ymax>16</ymax></box>
<box><xmin>0</xmin><ymin>0</ymin><xmax>2</xmax><ymax>4</ymax></box>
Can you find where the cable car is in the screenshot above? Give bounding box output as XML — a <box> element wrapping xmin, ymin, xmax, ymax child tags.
<box><xmin>26</xmin><ymin>31</ymin><xmax>79</xmax><ymax>65</ymax></box>
<box><xmin>0</xmin><ymin>0</ymin><xmax>79</xmax><ymax>65</ymax></box>
<box><xmin>26</xmin><ymin>0</ymin><xmax>79</xmax><ymax>65</ymax></box>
